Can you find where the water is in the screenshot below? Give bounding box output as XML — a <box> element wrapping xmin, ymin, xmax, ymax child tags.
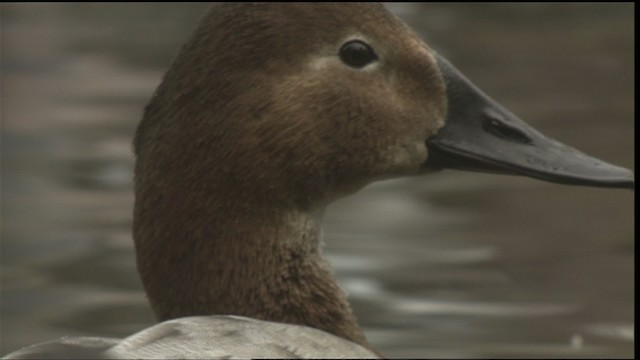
<box><xmin>1</xmin><ymin>3</ymin><xmax>634</xmax><ymax>358</ymax></box>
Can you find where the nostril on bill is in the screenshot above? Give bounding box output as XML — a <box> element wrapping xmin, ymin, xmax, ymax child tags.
<box><xmin>482</xmin><ymin>113</ymin><xmax>532</xmax><ymax>145</ymax></box>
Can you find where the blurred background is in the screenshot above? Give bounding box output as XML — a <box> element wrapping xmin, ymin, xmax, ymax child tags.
<box><xmin>1</xmin><ymin>3</ymin><xmax>634</xmax><ymax>358</ymax></box>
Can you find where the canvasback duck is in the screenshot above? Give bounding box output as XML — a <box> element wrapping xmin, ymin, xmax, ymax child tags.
<box><xmin>4</xmin><ymin>3</ymin><xmax>633</xmax><ymax>359</ymax></box>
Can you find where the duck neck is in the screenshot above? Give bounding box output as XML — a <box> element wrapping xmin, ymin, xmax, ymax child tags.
<box><xmin>134</xmin><ymin>198</ymin><xmax>369</xmax><ymax>348</ymax></box>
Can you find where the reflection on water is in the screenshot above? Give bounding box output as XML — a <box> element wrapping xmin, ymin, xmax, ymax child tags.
<box><xmin>1</xmin><ymin>3</ymin><xmax>634</xmax><ymax>358</ymax></box>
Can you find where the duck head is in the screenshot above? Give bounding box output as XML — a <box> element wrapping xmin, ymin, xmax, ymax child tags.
<box><xmin>137</xmin><ymin>4</ymin><xmax>632</xmax><ymax>210</ymax></box>
<box><xmin>136</xmin><ymin>4</ymin><xmax>632</xmax><ymax>214</ymax></box>
<box><xmin>136</xmin><ymin>3</ymin><xmax>454</xmax><ymax>210</ymax></box>
<box><xmin>133</xmin><ymin>3</ymin><xmax>633</xmax><ymax>350</ymax></box>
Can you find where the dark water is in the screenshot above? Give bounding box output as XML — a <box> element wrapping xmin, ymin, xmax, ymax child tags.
<box><xmin>1</xmin><ymin>3</ymin><xmax>634</xmax><ymax>358</ymax></box>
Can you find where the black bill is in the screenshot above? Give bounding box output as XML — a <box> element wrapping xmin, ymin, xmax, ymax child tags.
<box><xmin>425</xmin><ymin>54</ymin><xmax>634</xmax><ymax>190</ymax></box>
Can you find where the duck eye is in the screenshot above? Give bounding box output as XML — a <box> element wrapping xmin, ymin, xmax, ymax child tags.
<box><xmin>339</xmin><ymin>40</ymin><xmax>377</xmax><ymax>68</ymax></box>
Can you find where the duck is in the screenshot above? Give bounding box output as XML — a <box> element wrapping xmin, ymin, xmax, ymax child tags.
<box><xmin>4</xmin><ymin>3</ymin><xmax>633</xmax><ymax>359</ymax></box>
